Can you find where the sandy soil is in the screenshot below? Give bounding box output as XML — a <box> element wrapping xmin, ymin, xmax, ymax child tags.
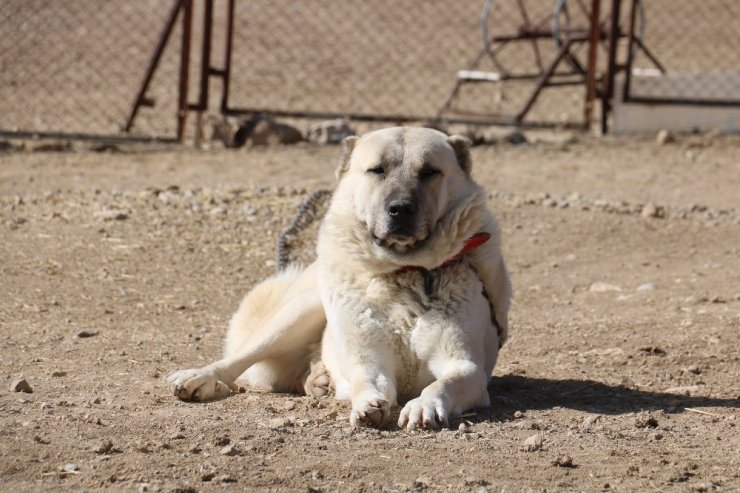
<box><xmin>1</xmin><ymin>133</ymin><xmax>739</xmax><ymax>492</ymax></box>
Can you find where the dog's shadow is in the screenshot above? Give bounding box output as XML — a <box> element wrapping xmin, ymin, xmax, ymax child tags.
<box><xmin>462</xmin><ymin>374</ymin><xmax>740</xmax><ymax>423</ymax></box>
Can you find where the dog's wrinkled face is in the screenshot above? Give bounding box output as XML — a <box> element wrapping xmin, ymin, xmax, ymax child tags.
<box><xmin>336</xmin><ymin>127</ymin><xmax>473</xmax><ymax>255</ymax></box>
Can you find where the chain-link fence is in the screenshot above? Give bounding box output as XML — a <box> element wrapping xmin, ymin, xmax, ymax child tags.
<box><xmin>0</xmin><ymin>0</ymin><xmax>184</xmax><ymax>140</ymax></box>
<box><xmin>622</xmin><ymin>0</ymin><xmax>740</xmax><ymax>105</ymax></box>
<box><xmin>1</xmin><ymin>1</ymin><xmax>739</xmax><ymax>141</ymax></box>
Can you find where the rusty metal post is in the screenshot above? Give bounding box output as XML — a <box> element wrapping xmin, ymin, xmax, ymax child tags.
<box><xmin>126</xmin><ymin>0</ymin><xmax>183</xmax><ymax>134</ymax></box>
<box><xmin>198</xmin><ymin>0</ymin><xmax>214</xmax><ymax>110</ymax></box>
<box><xmin>177</xmin><ymin>0</ymin><xmax>193</xmax><ymax>143</ymax></box>
<box><xmin>622</xmin><ymin>0</ymin><xmax>639</xmax><ymax>103</ymax></box>
<box><xmin>584</xmin><ymin>0</ymin><xmax>602</xmax><ymax>128</ymax></box>
<box><xmin>601</xmin><ymin>0</ymin><xmax>622</xmax><ymax>134</ymax></box>
<box><xmin>220</xmin><ymin>0</ymin><xmax>235</xmax><ymax>113</ymax></box>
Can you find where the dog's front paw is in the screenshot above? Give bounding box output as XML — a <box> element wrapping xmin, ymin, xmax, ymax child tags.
<box><xmin>350</xmin><ymin>393</ymin><xmax>391</xmax><ymax>428</ymax></box>
<box><xmin>398</xmin><ymin>395</ymin><xmax>449</xmax><ymax>431</ymax></box>
<box><xmin>167</xmin><ymin>367</ymin><xmax>235</xmax><ymax>402</ymax></box>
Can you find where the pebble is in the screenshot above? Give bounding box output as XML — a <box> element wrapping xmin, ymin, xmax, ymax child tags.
<box><xmin>75</xmin><ymin>330</ymin><xmax>98</xmax><ymax>338</ymax></box>
<box><xmin>635</xmin><ymin>413</ymin><xmax>658</xmax><ymax>428</ymax></box>
<box><xmin>656</xmin><ymin>129</ymin><xmax>675</xmax><ymax>145</ymax></box>
<box><xmin>283</xmin><ymin>400</ymin><xmax>296</xmax><ymax>411</ymax></box>
<box><xmin>523</xmin><ymin>433</ymin><xmax>543</xmax><ymax>452</ymax></box>
<box><xmin>637</xmin><ymin>282</ymin><xmax>655</xmax><ymax>292</ymax></box>
<box><xmin>93</xmin><ymin>439</ymin><xmax>113</xmax><ymax>454</ymax></box>
<box><xmin>51</xmin><ymin>370</ymin><xmax>67</xmax><ymax>377</ymax></box>
<box><xmin>552</xmin><ymin>455</ymin><xmax>574</xmax><ymax>467</ymax></box>
<box><xmin>268</xmin><ymin>417</ymin><xmax>291</xmax><ymax>429</ymax></box>
<box><xmin>63</xmin><ymin>463</ymin><xmax>79</xmax><ymax>472</ymax></box>
<box><xmin>458</xmin><ymin>422</ymin><xmax>469</xmax><ymax>433</ymax></box>
<box><xmin>219</xmin><ymin>444</ymin><xmax>240</xmax><ymax>456</ymax></box>
<box><xmin>10</xmin><ymin>378</ymin><xmax>33</xmax><ymax>393</ymax></box>
<box><xmin>589</xmin><ymin>282</ymin><xmax>622</xmax><ymax>293</ymax></box>
<box><xmin>413</xmin><ymin>476</ymin><xmax>431</xmax><ymax>489</ymax></box>
<box><xmin>581</xmin><ymin>414</ymin><xmax>601</xmax><ymax>430</ymax></box>
<box><xmin>641</xmin><ymin>202</ymin><xmax>665</xmax><ymax>219</ymax></box>
<box><xmin>513</xmin><ymin>410</ymin><xmax>524</xmax><ymax>419</ymax></box>
<box><xmin>687</xmin><ymin>364</ymin><xmax>701</xmax><ymax>375</ymax></box>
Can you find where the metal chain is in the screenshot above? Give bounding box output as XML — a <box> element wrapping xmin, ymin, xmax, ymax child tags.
<box><xmin>276</xmin><ymin>189</ymin><xmax>332</xmax><ymax>270</ymax></box>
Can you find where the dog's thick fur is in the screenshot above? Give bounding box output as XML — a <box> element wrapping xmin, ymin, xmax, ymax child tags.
<box><xmin>168</xmin><ymin>127</ymin><xmax>511</xmax><ymax>430</ymax></box>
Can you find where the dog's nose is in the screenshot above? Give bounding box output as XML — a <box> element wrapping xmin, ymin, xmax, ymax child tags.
<box><xmin>387</xmin><ymin>200</ymin><xmax>416</xmax><ymax>220</ymax></box>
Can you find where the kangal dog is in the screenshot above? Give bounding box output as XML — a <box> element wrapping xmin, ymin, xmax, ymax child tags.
<box><xmin>168</xmin><ymin>127</ymin><xmax>511</xmax><ymax>430</ymax></box>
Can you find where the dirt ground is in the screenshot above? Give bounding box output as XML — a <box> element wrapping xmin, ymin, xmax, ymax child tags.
<box><xmin>1</xmin><ymin>132</ymin><xmax>739</xmax><ymax>492</ymax></box>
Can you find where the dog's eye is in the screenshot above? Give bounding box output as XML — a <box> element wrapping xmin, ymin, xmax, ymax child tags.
<box><xmin>419</xmin><ymin>167</ymin><xmax>441</xmax><ymax>180</ymax></box>
<box><xmin>367</xmin><ymin>166</ymin><xmax>385</xmax><ymax>175</ymax></box>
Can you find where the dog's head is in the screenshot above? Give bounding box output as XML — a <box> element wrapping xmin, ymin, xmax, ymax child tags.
<box><xmin>332</xmin><ymin>127</ymin><xmax>477</xmax><ymax>258</ymax></box>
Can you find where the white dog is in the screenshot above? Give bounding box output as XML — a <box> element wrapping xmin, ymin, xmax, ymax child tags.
<box><xmin>168</xmin><ymin>127</ymin><xmax>511</xmax><ymax>430</ymax></box>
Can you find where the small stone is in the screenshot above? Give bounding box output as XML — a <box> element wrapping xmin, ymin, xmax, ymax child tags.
<box><xmin>63</xmin><ymin>463</ymin><xmax>79</xmax><ymax>472</ymax></box>
<box><xmin>268</xmin><ymin>417</ymin><xmax>290</xmax><ymax>429</ymax></box>
<box><xmin>75</xmin><ymin>330</ymin><xmax>98</xmax><ymax>338</ymax></box>
<box><xmin>637</xmin><ymin>282</ymin><xmax>655</xmax><ymax>292</ymax></box>
<box><xmin>51</xmin><ymin>370</ymin><xmax>67</xmax><ymax>377</ymax></box>
<box><xmin>513</xmin><ymin>410</ymin><xmax>524</xmax><ymax>419</ymax></box>
<box><xmin>414</xmin><ymin>476</ymin><xmax>432</xmax><ymax>489</ymax></box>
<box><xmin>311</xmin><ymin>470</ymin><xmax>324</xmax><ymax>481</ymax></box>
<box><xmin>523</xmin><ymin>433</ymin><xmax>543</xmax><ymax>452</ymax></box>
<box><xmin>635</xmin><ymin>413</ymin><xmax>658</xmax><ymax>428</ymax></box>
<box><xmin>589</xmin><ymin>282</ymin><xmax>622</xmax><ymax>293</ymax></box>
<box><xmin>653</xmin><ymin>432</ymin><xmax>664</xmax><ymax>440</ymax></box>
<box><xmin>581</xmin><ymin>414</ymin><xmax>601</xmax><ymax>430</ymax></box>
<box><xmin>641</xmin><ymin>202</ymin><xmax>665</xmax><ymax>219</ymax></box>
<box><xmin>552</xmin><ymin>455</ymin><xmax>575</xmax><ymax>468</ymax></box>
<box><xmin>212</xmin><ymin>435</ymin><xmax>230</xmax><ymax>446</ymax></box>
<box><xmin>687</xmin><ymin>364</ymin><xmax>701</xmax><ymax>375</ymax></box>
<box><xmin>458</xmin><ymin>422</ymin><xmax>469</xmax><ymax>433</ymax></box>
<box><xmin>219</xmin><ymin>444</ymin><xmax>240</xmax><ymax>456</ymax></box>
<box><xmin>638</xmin><ymin>346</ymin><xmax>666</xmax><ymax>356</ymax></box>
<box><xmin>656</xmin><ymin>129</ymin><xmax>675</xmax><ymax>145</ymax></box>
<box><xmin>93</xmin><ymin>439</ymin><xmax>113</xmax><ymax>454</ymax></box>
<box><xmin>10</xmin><ymin>378</ymin><xmax>33</xmax><ymax>393</ymax></box>
<box><xmin>283</xmin><ymin>400</ymin><xmax>296</xmax><ymax>411</ymax></box>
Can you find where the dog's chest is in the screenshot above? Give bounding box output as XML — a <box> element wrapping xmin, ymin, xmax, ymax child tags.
<box><xmin>370</xmin><ymin>262</ymin><xmax>488</xmax><ymax>396</ymax></box>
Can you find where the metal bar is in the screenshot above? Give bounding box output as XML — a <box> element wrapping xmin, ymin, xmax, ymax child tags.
<box><xmin>197</xmin><ymin>0</ymin><xmax>214</xmax><ymax>111</ymax></box>
<box><xmin>0</xmin><ymin>130</ymin><xmax>179</xmax><ymax>144</ymax></box>
<box><xmin>633</xmin><ymin>37</ymin><xmax>667</xmax><ymax>74</ymax></box>
<box><xmin>177</xmin><ymin>0</ymin><xmax>193</xmax><ymax>142</ymax></box>
<box><xmin>621</xmin><ymin>0</ymin><xmax>638</xmax><ymax>103</ymax></box>
<box><xmin>584</xmin><ymin>0</ymin><xmax>602</xmax><ymax>126</ymax></box>
<box><xmin>223</xmin><ymin>107</ymin><xmax>585</xmax><ymax>129</ymax></box>
<box><xmin>125</xmin><ymin>0</ymin><xmax>183</xmax><ymax>133</ymax></box>
<box><xmin>515</xmin><ymin>0</ymin><xmax>545</xmax><ymax>72</ymax></box>
<box><xmin>492</xmin><ymin>31</ymin><xmax>591</xmax><ymax>42</ymax></box>
<box><xmin>515</xmin><ymin>39</ymin><xmax>577</xmax><ymax>122</ymax></box>
<box><xmin>601</xmin><ymin>0</ymin><xmax>622</xmax><ymax>134</ymax></box>
<box><xmin>221</xmin><ymin>0</ymin><xmax>235</xmax><ymax>113</ymax></box>
<box><xmin>622</xmin><ymin>96</ymin><xmax>740</xmax><ymax>107</ymax></box>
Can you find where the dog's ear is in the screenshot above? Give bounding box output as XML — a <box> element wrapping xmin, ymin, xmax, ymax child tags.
<box><xmin>447</xmin><ymin>135</ymin><xmax>473</xmax><ymax>175</ymax></box>
<box><xmin>335</xmin><ymin>136</ymin><xmax>358</xmax><ymax>181</ymax></box>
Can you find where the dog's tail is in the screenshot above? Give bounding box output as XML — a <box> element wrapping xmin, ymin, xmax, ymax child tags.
<box><xmin>223</xmin><ymin>262</ymin><xmax>326</xmax><ymax>393</ymax></box>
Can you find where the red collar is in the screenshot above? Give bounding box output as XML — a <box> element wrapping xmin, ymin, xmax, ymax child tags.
<box><xmin>397</xmin><ymin>232</ymin><xmax>491</xmax><ymax>273</ymax></box>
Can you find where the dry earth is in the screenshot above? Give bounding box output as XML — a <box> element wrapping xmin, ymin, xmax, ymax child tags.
<box><xmin>1</xmin><ymin>132</ymin><xmax>739</xmax><ymax>492</ymax></box>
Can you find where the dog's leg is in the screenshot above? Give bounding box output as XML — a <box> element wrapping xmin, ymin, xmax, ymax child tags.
<box><xmin>321</xmin><ymin>313</ymin><xmax>397</xmax><ymax>427</ymax></box>
<box><xmin>168</xmin><ymin>264</ymin><xmax>325</xmax><ymax>401</ymax></box>
<box><xmin>469</xmin><ymin>241</ymin><xmax>512</xmax><ymax>344</ymax></box>
<box><xmin>398</xmin><ymin>359</ymin><xmax>489</xmax><ymax>431</ymax></box>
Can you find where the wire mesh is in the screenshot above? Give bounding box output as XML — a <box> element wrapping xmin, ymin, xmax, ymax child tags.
<box><xmin>626</xmin><ymin>0</ymin><xmax>740</xmax><ymax>103</ymax></box>
<box><xmin>0</xmin><ymin>0</ymin><xmax>182</xmax><ymax>138</ymax></box>
<box><xmin>1</xmin><ymin>0</ymin><xmax>738</xmax><ymax>140</ymax></box>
